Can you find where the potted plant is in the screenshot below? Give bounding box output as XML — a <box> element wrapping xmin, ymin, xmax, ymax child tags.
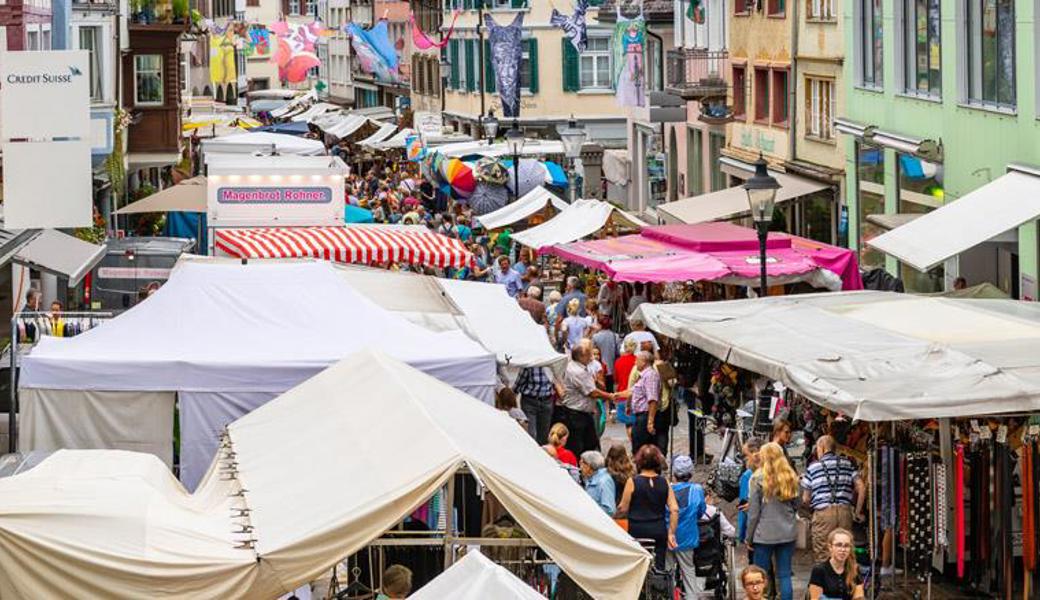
<box><xmin>139</xmin><ymin>0</ymin><xmax>157</xmax><ymax>24</ymax></box>
<box><xmin>172</xmin><ymin>0</ymin><xmax>188</xmax><ymax>23</ymax></box>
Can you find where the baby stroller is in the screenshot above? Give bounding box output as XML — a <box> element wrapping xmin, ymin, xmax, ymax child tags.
<box><xmin>693</xmin><ymin>512</ymin><xmax>731</xmax><ymax>600</ymax></box>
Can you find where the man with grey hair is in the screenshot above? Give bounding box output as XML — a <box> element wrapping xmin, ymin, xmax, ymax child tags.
<box><xmin>614</xmin><ymin>350</ymin><xmax>660</xmax><ymax>454</ymax></box>
<box><xmin>558</xmin><ymin>344</ymin><xmax>613</xmax><ymax>457</ymax></box>
<box><xmin>517</xmin><ymin>285</ymin><xmax>546</xmax><ymax>325</ymax></box>
<box><xmin>579</xmin><ymin>450</ymin><xmax>616</xmax><ymax>516</ymax></box>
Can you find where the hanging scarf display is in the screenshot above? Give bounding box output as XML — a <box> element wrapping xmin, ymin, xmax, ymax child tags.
<box><xmin>611</xmin><ymin>8</ymin><xmax>646</xmax><ymax>108</ymax></box>
<box><xmin>550</xmin><ymin>0</ymin><xmax>590</xmax><ymax>54</ymax></box>
<box><xmin>484</xmin><ymin>12</ymin><xmax>525</xmax><ymax>118</ymax></box>
<box><xmin>348</xmin><ymin>19</ymin><xmax>401</xmax><ymax>83</ymax></box>
<box><xmin>410</xmin><ymin>10</ymin><xmax>461</xmax><ymax>50</ymax></box>
<box><xmin>955</xmin><ymin>444</ymin><xmax>965</xmax><ymax>578</ymax></box>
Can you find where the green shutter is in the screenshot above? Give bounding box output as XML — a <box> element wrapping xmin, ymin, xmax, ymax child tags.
<box><xmin>562</xmin><ymin>38</ymin><xmax>579</xmax><ymax>92</ymax></box>
<box><xmin>484</xmin><ymin>40</ymin><xmax>496</xmax><ymax>92</ymax></box>
<box><xmin>449</xmin><ymin>40</ymin><xmax>459</xmax><ymax>90</ymax></box>
<box><xmin>527</xmin><ymin>39</ymin><xmax>539</xmax><ymax>94</ymax></box>
<box><xmin>465</xmin><ymin>39</ymin><xmax>476</xmax><ymax>92</ymax></box>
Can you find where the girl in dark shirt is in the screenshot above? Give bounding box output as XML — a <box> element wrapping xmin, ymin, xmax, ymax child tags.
<box><xmin>808</xmin><ymin>529</ymin><xmax>865</xmax><ymax>600</ymax></box>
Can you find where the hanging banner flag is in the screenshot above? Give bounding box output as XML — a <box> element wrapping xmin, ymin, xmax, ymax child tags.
<box><xmin>484</xmin><ymin>12</ymin><xmax>524</xmax><ymax>118</ymax></box>
<box><xmin>347</xmin><ymin>19</ymin><xmax>400</xmax><ymax>83</ymax></box>
<box><xmin>405</xmin><ymin>135</ymin><xmax>425</xmax><ymax>161</ymax></box>
<box><xmin>248</xmin><ymin>26</ymin><xmax>271</xmax><ymax>57</ymax></box>
<box><xmin>410</xmin><ymin>10</ymin><xmax>461</xmax><ymax>50</ymax></box>
<box><xmin>686</xmin><ymin>0</ymin><xmax>705</xmax><ymax>24</ymax></box>
<box><xmin>209</xmin><ymin>32</ymin><xmax>237</xmax><ymax>85</ymax></box>
<box><xmin>550</xmin><ymin>0</ymin><xmax>590</xmax><ymax>54</ymax></box>
<box><xmin>611</xmin><ymin>10</ymin><xmax>646</xmax><ymax>108</ymax></box>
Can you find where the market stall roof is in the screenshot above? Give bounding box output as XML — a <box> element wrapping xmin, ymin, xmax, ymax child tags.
<box><xmin>633</xmin><ymin>292</ymin><xmax>1040</xmax><ymax>421</ymax></box>
<box><xmin>320</xmin><ymin>114</ymin><xmax>371</xmax><ymax>139</ymax></box>
<box><xmin>864</xmin><ymin>213</ymin><xmax>921</xmax><ymax>231</ymax></box>
<box><xmin>20</xmin><ymin>261</ymin><xmax>494</xmax><ymax>394</ymax></box>
<box><xmin>290</xmin><ymin>102</ymin><xmax>340</xmax><ymax>122</ymax></box>
<box><xmin>202</xmin><ymin>132</ymin><xmax>327</xmax><ymax>156</ymax></box>
<box><xmin>0</xmin><ymin>351</ymin><xmax>649</xmax><ymax>599</ymax></box>
<box><xmin>114</xmin><ymin>176</ymin><xmax>207</xmax><ymax>214</ymax></box>
<box><xmin>656</xmin><ymin>171</ymin><xmax>829</xmax><ymax>225</ymax></box>
<box><xmin>213</xmin><ymin>225</ymin><xmax>474</xmax><ymax>270</ymax></box>
<box><xmin>545</xmin><ymin>223</ymin><xmax>861</xmax><ymax>290</ymax></box>
<box><xmin>268</xmin><ymin>90</ymin><xmax>317</xmax><ymax>118</ymax></box>
<box><xmin>410</xmin><ymin>551</ymin><xmax>545</xmax><ymax>600</ymax></box>
<box><xmin>868</xmin><ymin>170</ymin><xmax>1040</xmax><ymax>272</ymax></box>
<box><xmin>371</xmin><ymin>127</ymin><xmax>417</xmax><ymax>149</ymax></box>
<box><xmin>511</xmin><ymin>199</ymin><xmax>647</xmax><ymax>251</ymax></box>
<box><xmin>435</xmin><ymin>139</ymin><xmax>566</xmax><ymax>159</ymax></box>
<box><xmin>350</xmin><ymin>105</ymin><xmax>396</xmax><ymax>121</ymax></box>
<box><xmin>357</xmin><ymin>122</ymin><xmax>398</xmax><ymax>147</ymax></box>
<box><xmin>12</xmin><ymin>230</ymin><xmax>106</xmax><ymax>286</ymax></box>
<box><xmin>476</xmin><ymin>186</ymin><xmax>568</xmax><ymax>230</ymax></box>
<box><xmin>251</xmin><ymin>121</ymin><xmax>312</xmax><ymax>136</ymax></box>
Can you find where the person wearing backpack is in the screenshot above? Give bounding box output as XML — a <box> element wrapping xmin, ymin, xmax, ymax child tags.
<box><xmin>667</xmin><ymin>455</ymin><xmax>707</xmax><ymax>598</ymax></box>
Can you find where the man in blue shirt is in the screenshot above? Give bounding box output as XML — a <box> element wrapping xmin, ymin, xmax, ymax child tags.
<box><xmin>579</xmin><ymin>450</ymin><xmax>616</xmax><ymax>516</ymax></box>
<box><xmin>669</xmin><ymin>454</ymin><xmax>707</xmax><ymax>597</ymax></box>
<box><xmin>495</xmin><ymin>256</ymin><xmax>524</xmax><ymax>298</ymax></box>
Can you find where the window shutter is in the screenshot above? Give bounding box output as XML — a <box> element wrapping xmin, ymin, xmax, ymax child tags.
<box><xmin>527</xmin><ymin>39</ymin><xmax>539</xmax><ymax>94</ymax></box>
<box><xmin>281</xmin><ymin>0</ymin><xmax>289</xmax><ymax>16</ymax></box>
<box><xmin>562</xmin><ymin>38</ymin><xmax>579</xmax><ymax>92</ymax></box>
<box><xmin>484</xmin><ymin>40</ymin><xmax>496</xmax><ymax>92</ymax></box>
<box><xmin>449</xmin><ymin>40</ymin><xmax>460</xmax><ymax>90</ymax></box>
<box><xmin>465</xmin><ymin>39</ymin><xmax>476</xmax><ymax>92</ymax></box>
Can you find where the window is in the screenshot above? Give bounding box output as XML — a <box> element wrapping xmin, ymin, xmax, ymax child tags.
<box><xmin>520</xmin><ymin>39</ymin><xmax>538</xmax><ymax>94</ymax></box>
<box><xmin>772</xmin><ymin>69</ymin><xmax>789</xmax><ymax>126</ymax></box>
<box><xmin>306</xmin><ymin>0</ymin><xmax>317</xmax><ymax>15</ymax></box>
<box><xmin>856</xmin><ymin>143</ymin><xmax>885</xmax><ymax>268</ymax></box>
<box><xmin>79</xmin><ymin>26</ymin><xmax>103</xmax><ymax>102</ymax></box>
<box><xmin>134</xmin><ymin>54</ymin><xmax>163</xmax><ymax>105</ymax></box>
<box><xmin>808</xmin><ymin>0</ymin><xmax>835</xmax><ymax>20</ymax></box>
<box><xmin>687</xmin><ymin>128</ymin><xmax>703</xmax><ymax>195</ymax></box>
<box><xmin>732</xmin><ymin>65</ymin><xmax>746</xmax><ymax>118</ymax></box>
<box><xmin>580</xmin><ymin>36</ymin><xmax>611</xmax><ymax>89</ymax></box>
<box><xmin>806</xmin><ymin>77</ymin><xmax>836</xmax><ymax>140</ymax></box>
<box><xmin>768</xmin><ymin>0</ymin><xmax>786</xmax><ymax>15</ymax></box>
<box><xmin>897</xmin><ymin>154</ymin><xmax>944</xmax><ymax>291</ymax></box>
<box><xmin>708</xmin><ymin>132</ymin><xmax>726</xmax><ymax>191</ymax></box>
<box><xmin>645</xmin><ymin>36</ymin><xmax>661</xmax><ymax>92</ymax></box>
<box><xmin>288</xmin><ymin>0</ymin><xmax>300</xmax><ymax>15</ymax></box>
<box><xmin>859</xmin><ymin>0</ymin><xmax>883</xmax><ymax>87</ymax></box>
<box><xmin>902</xmin><ymin>0</ymin><xmax>941</xmax><ymax>96</ymax></box>
<box><xmin>735</xmin><ymin>0</ymin><xmax>750</xmax><ymax>14</ymax></box>
<box><xmin>26</xmin><ymin>30</ymin><xmax>39</xmax><ymax>51</ymax></box>
<box><xmin>754</xmin><ymin>67</ymin><xmax>769</xmax><ymax>122</ymax></box>
<box><xmin>965</xmin><ymin>0</ymin><xmax>1015</xmax><ymax>107</ymax></box>
<box><xmin>42</xmin><ymin>29</ymin><xmax>51</xmax><ymax>50</ymax></box>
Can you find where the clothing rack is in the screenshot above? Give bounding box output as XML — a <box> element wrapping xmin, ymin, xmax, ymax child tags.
<box><xmin>7</xmin><ymin>311</ymin><xmax>114</xmax><ymax>454</ymax></box>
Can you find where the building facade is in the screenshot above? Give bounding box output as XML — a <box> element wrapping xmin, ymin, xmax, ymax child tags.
<box><xmin>839</xmin><ymin>0</ymin><xmax>1039</xmax><ymax>295</ymax></box>
<box><xmin>408</xmin><ymin>0</ymin><xmax>442</xmax><ymax>114</ymax></box>
<box><xmin>0</xmin><ymin>0</ymin><xmax>52</xmax><ymax>51</ymax></box>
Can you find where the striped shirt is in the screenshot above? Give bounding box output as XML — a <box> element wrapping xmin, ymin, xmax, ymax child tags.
<box><xmin>800</xmin><ymin>453</ymin><xmax>860</xmax><ymax>510</ymax></box>
<box><xmin>629</xmin><ymin>367</ymin><xmax>661</xmax><ymax>414</ymax></box>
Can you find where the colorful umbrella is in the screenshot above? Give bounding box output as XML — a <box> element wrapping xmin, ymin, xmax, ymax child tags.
<box><xmin>443</xmin><ymin>158</ymin><xmax>477</xmax><ymax>198</ymax></box>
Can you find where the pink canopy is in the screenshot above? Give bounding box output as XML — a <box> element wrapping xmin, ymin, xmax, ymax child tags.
<box><xmin>545</xmin><ymin>223</ymin><xmax>863</xmax><ymax>290</ymax></box>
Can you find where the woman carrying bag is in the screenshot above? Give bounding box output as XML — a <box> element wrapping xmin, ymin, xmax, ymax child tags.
<box><xmin>746</xmin><ymin>442</ymin><xmax>801</xmax><ymax>600</ymax></box>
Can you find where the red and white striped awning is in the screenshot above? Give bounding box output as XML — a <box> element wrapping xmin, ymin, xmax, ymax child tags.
<box><xmin>214</xmin><ymin>226</ymin><xmax>474</xmax><ymax>269</ymax></box>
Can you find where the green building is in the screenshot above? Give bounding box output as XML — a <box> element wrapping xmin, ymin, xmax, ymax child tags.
<box><xmin>838</xmin><ymin>0</ymin><xmax>1040</xmax><ymax>297</ymax></box>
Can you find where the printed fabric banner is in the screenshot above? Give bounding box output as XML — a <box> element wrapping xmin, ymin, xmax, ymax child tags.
<box><xmin>411</xmin><ymin>10</ymin><xmax>461</xmax><ymax>51</ymax></box>
<box><xmin>348</xmin><ymin>20</ymin><xmax>400</xmax><ymax>83</ymax></box>
<box><xmin>484</xmin><ymin>12</ymin><xmax>524</xmax><ymax>118</ymax></box>
<box><xmin>405</xmin><ymin>135</ymin><xmax>425</xmax><ymax>161</ymax></box>
<box><xmin>209</xmin><ymin>33</ymin><xmax>237</xmax><ymax>85</ymax></box>
<box><xmin>611</xmin><ymin>11</ymin><xmax>646</xmax><ymax>108</ymax></box>
<box><xmin>550</xmin><ymin>0</ymin><xmax>590</xmax><ymax>53</ymax></box>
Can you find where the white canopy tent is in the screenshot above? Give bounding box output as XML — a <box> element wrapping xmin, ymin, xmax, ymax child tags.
<box><xmin>435</xmin><ymin>139</ymin><xmax>566</xmax><ymax>159</ymax></box>
<box><xmin>358</xmin><ymin>122</ymin><xmax>398</xmax><ymax>147</ymax></box>
<box><xmin>633</xmin><ymin>292</ymin><xmax>1040</xmax><ymax>421</ymax></box>
<box><xmin>476</xmin><ymin>186</ymin><xmax>568</xmax><ymax>230</ymax></box>
<box><xmin>512</xmin><ymin>199</ymin><xmax>647</xmax><ymax>251</ymax></box>
<box><xmin>18</xmin><ymin>261</ymin><xmax>496</xmax><ymax>489</ymax></box>
<box><xmin>0</xmin><ymin>352</ymin><xmax>650</xmax><ymax>599</ymax></box>
<box><xmin>371</xmin><ymin>127</ymin><xmax>417</xmax><ymax>150</ymax></box>
<box><xmin>320</xmin><ymin>114</ymin><xmax>372</xmax><ymax>139</ymax></box>
<box><xmin>410</xmin><ymin>551</ymin><xmax>545</xmax><ymax>600</ymax></box>
<box><xmin>202</xmin><ymin>132</ymin><xmax>326</xmax><ymax>156</ymax></box>
<box><xmin>290</xmin><ymin>102</ymin><xmax>340</xmax><ymax>123</ymax></box>
<box><xmin>656</xmin><ymin>170</ymin><xmax>829</xmax><ymax>225</ymax></box>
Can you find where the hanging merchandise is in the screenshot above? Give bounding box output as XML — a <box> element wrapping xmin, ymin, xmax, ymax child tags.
<box><xmin>550</xmin><ymin>0</ymin><xmax>590</xmax><ymax>53</ymax></box>
<box><xmin>906</xmin><ymin>453</ymin><xmax>933</xmax><ymax>576</ymax></box>
<box><xmin>209</xmin><ymin>32</ymin><xmax>237</xmax><ymax>86</ymax></box>
<box><xmin>955</xmin><ymin>444</ymin><xmax>965</xmax><ymax>578</ymax></box>
<box><xmin>611</xmin><ymin>8</ymin><xmax>647</xmax><ymax>108</ymax></box>
<box><xmin>483</xmin><ymin>12</ymin><xmax>525</xmax><ymax>118</ymax></box>
<box><xmin>347</xmin><ymin>19</ymin><xmax>401</xmax><ymax>83</ymax></box>
<box><xmin>411</xmin><ymin>10</ymin><xmax>461</xmax><ymax>50</ymax></box>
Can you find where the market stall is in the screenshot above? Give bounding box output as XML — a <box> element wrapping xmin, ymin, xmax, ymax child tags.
<box><xmin>475</xmin><ymin>186</ymin><xmax>569</xmax><ymax>231</ymax></box>
<box><xmin>544</xmin><ymin>222</ymin><xmax>862</xmax><ymax>291</ymax></box>
<box><xmin>511</xmin><ymin>199</ymin><xmax>647</xmax><ymax>251</ymax></box>
<box><xmin>0</xmin><ymin>351</ymin><xmax>650</xmax><ymax>599</ymax></box>
<box><xmin>201</xmin><ymin>131</ymin><xmax>327</xmax><ymax>156</ymax></box>
<box><xmin>17</xmin><ymin>261</ymin><xmax>497</xmax><ymax>489</ymax></box>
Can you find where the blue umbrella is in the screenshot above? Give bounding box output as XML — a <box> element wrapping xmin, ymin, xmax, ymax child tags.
<box><xmin>345</xmin><ymin>204</ymin><xmax>374</xmax><ymax>223</ymax></box>
<box><xmin>543</xmin><ymin>161</ymin><xmax>568</xmax><ymax>187</ymax></box>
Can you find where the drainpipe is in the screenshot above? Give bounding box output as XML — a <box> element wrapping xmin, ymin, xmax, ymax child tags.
<box><xmin>647</xmin><ymin>28</ymin><xmax>665</xmax><ymax>211</ymax></box>
<box><xmin>789</xmin><ymin>0</ymin><xmax>799</xmax><ymax>166</ymax></box>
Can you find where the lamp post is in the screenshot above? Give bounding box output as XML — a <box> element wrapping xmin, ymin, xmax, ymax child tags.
<box><xmin>439</xmin><ymin>56</ymin><xmax>451</xmax><ymax>114</ymax></box>
<box><xmin>505</xmin><ymin>119</ymin><xmax>525</xmax><ymax>203</ymax></box>
<box><xmin>559</xmin><ymin>115</ymin><xmax>587</xmax><ymax>203</ymax></box>
<box><xmin>483</xmin><ymin>110</ymin><xmax>499</xmax><ymax>145</ymax></box>
<box><xmin>743</xmin><ymin>153</ymin><xmax>781</xmax><ymax>297</ymax></box>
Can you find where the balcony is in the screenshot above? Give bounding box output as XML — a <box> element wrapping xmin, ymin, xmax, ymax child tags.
<box><xmin>129</xmin><ymin>0</ymin><xmax>192</xmax><ymax>27</ymax></box>
<box><xmin>665</xmin><ymin>48</ymin><xmax>729</xmax><ymax>100</ymax></box>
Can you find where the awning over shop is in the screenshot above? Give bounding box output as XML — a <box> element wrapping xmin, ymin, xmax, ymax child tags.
<box><xmin>657</xmin><ymin>171</ymin><xmax>829</xmax><ymax>225</ymax></box>
<box><xmin>114</xmin><ymin>177</ymin><xmax>207</xmax><ymax>214</ymax></box>
<box><xmin>476</xmin><ymin>186</ymin><xmax>568</xmax><ymax>230</ymax></box>
<box><xmin>0</xmin><ymin>350</ymin><xmax>648</xmax><ymax>599</ymax></box>
<box><xmin>633</xmin><ymin>292</ymin><xmax>1040</xmax><ymax>421</ymax></box>
<box><xmin>12</xmin><ymin>230</ymin><xmax>106</xmax><ymax>286</ymax></box>
<box><xmin>214</xmin><ymin>225</ymin><xmax>474</xmax><ymax>269</ymax></box>
<box><xmin>867</xmin><ymin>170</ymin><xmax>1040</xmax><ymax>271</ymax></box>
<box><xmin>544</xmin><ymin>222</ymin><xmax>862</xmax><ymax>290</ymax></box>
<box><xmin>865</xmin><ymin>213</ymin><xmax>921</xmax><ymax>231</ymax></box>
<box><xmin>411</xmin><ymin>551</ymin><xmax>546</xmax><ymax>600</ymax></box>
<box><xmin>512</xmin><ymin>199</ymin><xmax>646</xmax><ymax>251</ymax></box>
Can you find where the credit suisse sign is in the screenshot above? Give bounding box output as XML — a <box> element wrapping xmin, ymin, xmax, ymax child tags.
<box><xmin>216</xmin><ymin>187</ymin><xmax>333</xmax><ymax>204</ymax></box>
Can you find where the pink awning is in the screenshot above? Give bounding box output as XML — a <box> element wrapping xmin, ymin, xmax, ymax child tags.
<box><xmin>545</xmin><ymin>223</ymin><xmax>862</xmax><ymax>290</ymax></box>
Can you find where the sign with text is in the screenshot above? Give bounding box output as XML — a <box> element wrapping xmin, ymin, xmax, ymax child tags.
<box><xmin>216</xmin><ymin>187</ymin><xmax>333</xmax><ymax>204</ymax></box>
<box><xmin>1</xmin><ymin>50</ymin><xmax>90</xmax><ymax>139</ymax></box>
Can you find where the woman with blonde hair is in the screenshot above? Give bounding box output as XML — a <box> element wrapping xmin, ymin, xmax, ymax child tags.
<box><xmin>808</xmin><ymin>528</ymin><xmax>864</xmax><ymax>600</ymax></box>
<box><xmin>548</xmin><ymin>422</ymin><xmax>578</xmax><ymax>467</ymax></box>
<box><xmin>561</xmin><ymin>297</ymin><xmax>589</xmax><ymax>350</ymax></box>
<box><xmin>746</xmin><ymin>442</ymin><xmax>800</xmax><ymax>600</ymax></box>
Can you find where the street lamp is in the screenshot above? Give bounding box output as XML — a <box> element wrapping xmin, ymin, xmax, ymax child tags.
<box><xmin>559</xmin><ymin>115</ymin><xmax>587</xmax><ymax>203</ymax></box>
<box><xmin>743</xmin><ymin>153</ymin><xmax>781</xmax><ymax>297</ymax></box>
<box><xmin>505</xmin><ymin>119</ymin><xmax>525</xmax><ymax>203</ymax></box>
<box><xmin>483</xmin><ymin>110</ymin><xmax>499</xmax><ymax>145</ymax></box>
<box><xmin>438</xmin><ymin>56</ymin><xmax>451</xmax><ymax>113</ymax></box>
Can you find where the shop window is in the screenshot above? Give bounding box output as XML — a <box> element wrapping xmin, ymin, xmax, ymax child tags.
<box><xmin>134</xmin><ymin>54</ymin><xmax>163</xmax><ymax>106</ymax></box>
<box><xmin>771</xmin><ymin>69</ymin><xmax>789</xmax><ymax>127</ymax></box>
<box><xmin>732</xmin><ymin>65</ymin><xmax>747</xmax><ymax>119</ymax></box>
<box><xmin>898</xmin><ymin>152</ymin><xmax>945</xmax><ymax>292</ymax></box>
<box><xmin>856</xmin><ymin>142</ymin><xmax>885</xmax><ymax>269</ymax></box>
<box><xmin>901</xmin><ymin>0</ymin><xmax>941</xmax><ymax>97</ymax></box>
<box><xmin>964</xmin><ymin>0</ymin><xmax>1015</xmax><ymax>108</ymax></box>
<box><xmin>754</xmin><ymin>67</ymin><xmax>770</xmax><ymax>123</ymax></box>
